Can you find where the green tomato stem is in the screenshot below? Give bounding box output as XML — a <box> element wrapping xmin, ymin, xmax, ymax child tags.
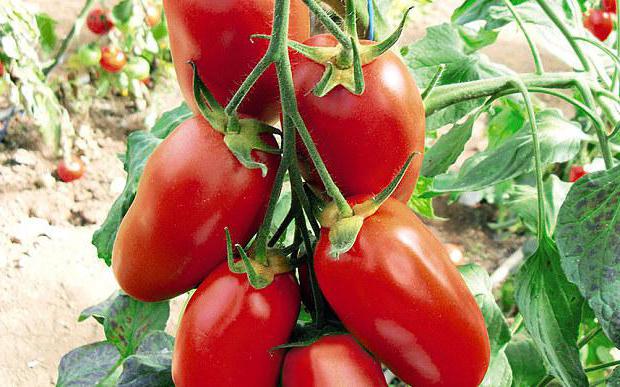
<box><xmin>303</xmin><ymin>0</ymin><xmax>352</xmax><ymax>49</ymax></box>
<box><xmin>502</xmin><ymin>0</ymin><xmax>544</xmax><ymax>75</ymax></box>
<box><xmin>585</xmin><ymin>359</ymin><xmax>620</xmax><ymax>373</ymax></box>
<box><xmin>575</xmin><ymin>81</ymin><xmax>615</xmax><ymax>169</ymax></box>
<box><xmin>577</xmin><ymin>326</ymin><xmax>602</xmax><ymax>349</ymax></box>
<box><xmin>224</xmin><ymin>54</ymin><xmax>275</xmax><ymax>116</ymax></box>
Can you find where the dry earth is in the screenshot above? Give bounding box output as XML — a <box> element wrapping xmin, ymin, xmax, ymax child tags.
<box><xmin>0</xmin><ymin>0</ymin><xmax>567</xmax><ymax>385</ymax></box>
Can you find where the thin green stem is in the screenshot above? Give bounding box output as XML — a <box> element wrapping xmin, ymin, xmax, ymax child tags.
<box><xmin>578</xmin><ymin>326</ymin><xmax>602</xmax><ymax>349</ymax></box>
<box><xmin>536</xmin><ymin>375</ymin><xmax>554</xmax><ymax>387</ymax></box>
<box><xmin>526</xmin><ymin>87</ymin><xmax>605</xmax><ymax>130</ymax></box>
<box><xmin>224</xmin><ymin>55</ymin><xmax>274</xmax><ymax>115</ymax></box>
<box><xmin>575</xmin><ymin>81</ymin><xmax>615</xmax><ymax>169</ymax></box>
<box><xmin>585</xmin><ymin>360</ymin><xmax>620</xmax><ymax>373</ymax></box>
<box><xmin>503</xmin><ymin>0</ymin><xmax>544</xmax><ymax>74</ymax></box>
<box><xmin>421</xmin><ymin>64</ymin><xmax>446</xmax><ymax>101</ymax></box>
<box><xmin>534</xmin><ymin>0</ymin><xmax>591</xmax><ymax>72</ymax></box>
<box><xmin>268</xmin><ymin>206</ymin><xmax>296</xmax><ymax>247</ymax></box>
<box><xmin>44</xmin><ymin>0</ymin><xmax>96</xmax><ymax>76</ymax></box>
<box><xmin>303</xmin><ymin>0</ymin><xmax>352</xmax><ymax>49</ymax></box>
<box><xmin>511</xmin><ymin>314</ymin><xmax>524</xmax><ymax>335</ymax></box>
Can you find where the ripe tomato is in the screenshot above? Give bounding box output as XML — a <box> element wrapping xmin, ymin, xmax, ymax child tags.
<box><xmin>86</xmin><ymin>8</ymin><xmax>113</xmax><ymax>35</ymax></box>
<box><xmin>145</xmin><ymin>3</ymin><xmax>162</xmax><ymax>27</ymax></box>
<box><xmin>163</xmin><ymin>0</ymin><xmax>310</xmax><ymax>122</ymax></box>
<box><xmin>292</xmin><ymin>35</ymin><xmax>425</xmax><ymax>203</ymax></box>
<box><xmin>112</xmin><ymin>116</ymin><xmax>279</xmax><ymax>301</ymax></box>
<box><xmin>584</xmin><ymin>10</ymin><xmax>614</xmax><ymax>41</ymax></box>
<box><xmin>172</xmin><ymin>261</ymin><xmax>300</xmax><ymax>386</ymax></box>
<box><xmin>604</xmin><ymin>0</ymin><xmax>617</xmax><ymax>13</ymax></box>
<box><xmin>281</xmin><ymin>335</ymin><xmax>387</xmax><ymax>387</ymax></box>
<box><xmin>314</xmin><ymin>197</ymin><xmax>490</xmax><ymax>386</ymax></box>
<box><xmin>0</xmin><ymin>61</ymin><xmax>4</xmax><ymax>77</ymax></box>
<box><xmin>569</xmin><ymin>165</ymin><xmax>587</xmax><ymax>182</ymax></box>
<box><xmin>100</xmin><ymin>46</ymin><xmax>127</xmax><ymax>73</ymax></box>
<box><xmin>57</xmin><ymin>156</ymin><xmax>86</xmax><ymax>183</ymax></box>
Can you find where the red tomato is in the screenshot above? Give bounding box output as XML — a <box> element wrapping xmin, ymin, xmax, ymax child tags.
<box><xmin>112</xmin><ymin>116</ymin><xmax>279</xmax><ymax>301</ymax></box>
<box><xmin>163</xmin><ymin>0</ymin><xmax>310</xmax><ymax>122</ymax></box>
<box><xmin>281</xmin><ymin>335</ymin><xmax>387</xmax><ymax>387</ymax></box>
<box><xmin>145</xmin><ymin>4</ymin><xmax>162</xmax><ymax>27</ymax></box>
<box><xmin>86</xmin><ymin>8</ymin><xmax>113</xmax><ymax>35</ymax></box>
<box><xmin>292</xmin><ymin>35</ymin><xmax>425</xmax><ymax>203</ymax></box>
<box><xmin>57</xmin><ymin>156</ymin><xmax>86</xmax><ymax>183</ymax></box>
<box><xmin>172</xmin><ymin>262</ymin><xmax>300</xmax><ymax>386</ymax></box>
<box><xmin>0</xmin><ymin>61</ymin><xmax>4</xmax><ymax>76</ymax></box>
<box><xmin>584</xmin><ymin>10</ymin><xmax>614</xmax><ymax>41</ymax></box>
<box><xmin>99</xmin><ymin>46</ymin><xmax>127</xmax><ymax>73</ymax></box>
<box><xmin>314</xmin><ymin>197</ymin><xmax>490</xmax><ymax>386</ymax></box>
<box><xmin>569</xmin><ymin>165</ymin><xmax>587</xmax><ymax>182</ymax></box>
<box><xmin>604</xmin><ymin>0</ymin><xmax>617</xmax><ymax>13</ymax></box>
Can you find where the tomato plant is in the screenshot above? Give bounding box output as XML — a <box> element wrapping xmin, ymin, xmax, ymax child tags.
<box><xmin>86</xmin><ymin>8</ymin><xmax>114</xmax><ymax>35</ymax></box>
<box><xmin>57</xmin><ymin>155</ymin><xmax>86</xmax><ymax>183</ymax></box>
<box><xmin>281</xmin><ymin>335</ymin><xmax>387</xmax><ymax>386</ymax></box>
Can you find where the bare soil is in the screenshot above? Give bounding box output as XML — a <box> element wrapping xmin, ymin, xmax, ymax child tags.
<box><xmin>0</xmin><ymin>1</ymin><xmax>551</xmax><ymax>385</ymax></box>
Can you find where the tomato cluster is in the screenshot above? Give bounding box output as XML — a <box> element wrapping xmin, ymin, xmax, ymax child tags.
<box><xmin>111</xmin><ymin>1</ymin><xmax>491</xmax><ymax>385</ymax></box>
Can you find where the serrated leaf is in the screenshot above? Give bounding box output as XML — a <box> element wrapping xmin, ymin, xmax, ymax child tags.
<box><xmin>401</xmin><ymin>23</ymin><xmax>508</xmax><ymax>130</ymax></box>
<box><xmin>505</xmin><ymin>333</ymin><xmax>548</xmax><ymax>387</ymax></box>
<box><xmin>459</xmin><ymin>264</ymin><xmax>512</xmax><ymax>387</ymax></box>
<box><xmin>56</xmin><ymin>342</ymin><xmax>120</xmax><ymax>387</ymax></box>
<box><xmin>92</xmin><ymin>104</ymin><xmax>192</xmax><ymax>265</ymax></box>
<box><xmin>515</xmin><ymin>236</ymin><xmax>587</xmax><ymax>386</ymax></box>
<box><xmin>556</xmin><ymin>164</ymin><xmax>620</xmax><ymax>347</ymax></box>
<box><xmin>432</xmin><ymin>109</ymin><xmax>585</xmax><ymax>193</ymax></box>
<box><xmin>118</xmin><ymin>331</ymin><xmax>174</xmax><ymax>387</ymax></box>
<box><xmin>506</xmin><ymin>175</ymin><xmax>571</xmax><ymax>234</ymax></box>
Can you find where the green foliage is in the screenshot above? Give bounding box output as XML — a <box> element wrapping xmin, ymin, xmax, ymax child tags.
<box><xmin>556</xmin><ymin>164</ymin><xmax>620</xmax><ymax>347</ymax></box>
<box><xmin>92</xmin><ymin>104</ymin><xmax>193</xmax><ymax>265</ymax></box>
<box><xmin>35</xmin><ymin>13</ymin><xmax>58</xmax><ymax>53</ymax></box>
<box><xmin>505</xmin><ymin>333</ymin><xmax>548</xmax><ymax>386</ymax></box>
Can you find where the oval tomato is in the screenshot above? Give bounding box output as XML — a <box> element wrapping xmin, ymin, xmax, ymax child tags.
<box><xmin>112</xmin><ymin>116</ymin><xmax>279</xmax><ymax>301</ymax></box>
<box><xmin>584</xmin><ymin>10</ymin><xmax>614</xmax><ymax>41</ymax></box>
<box><xmin>292</xmin><ymin>35</ymin><xmax>425</xmax><ymax>203</ymax></box>
<box><xmin>57</xmin><ymin>156</ymin><xmax>86</xmax><ymax>183</ymax></box>
<box><xmin>163</xmin><ymin>0</ymin><xmax>310</xmax><ymax>122</ymax></box>
<box><xmin>100</xmin><ymin>46</ymin><xmax>127</xmax><ymax>73</ymax></box>
<box><xmin>314</xmin><ymin>197</ymin><xmax>490</xmax><ymax>386</ymax></box>
<box><xmin>604</xmin><ymin>0</ymin><xmax>617</xmax><ymax>13</ymax></box>
<box><xmin>86</xmin><ymin>8</ymin><xmax>113</xmax><ymax>35</ymax></box>
<box><xmin>281</xmin><ymin>335</ymin><xmax>387</xmax><ymax>387</ymax></box>
<box><xmin>172</xmin><ymin>261</ymin><xmax>300</xmax><ymax>386</ymax></box>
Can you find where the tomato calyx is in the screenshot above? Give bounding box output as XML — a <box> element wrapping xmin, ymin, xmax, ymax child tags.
<box><xmin>190</xmin><ymin>61</ymin><xmax>280</xmax><ymax>176</ymax></box>
<box><xmin>320</xmin><ymin>153</ymin><xmax>418</xmax><ymax>257</ymax></box>
<box><xmin>225</xmin><ymin>228</ymin><xmax>293</xmax><ymax>289</ymax></box>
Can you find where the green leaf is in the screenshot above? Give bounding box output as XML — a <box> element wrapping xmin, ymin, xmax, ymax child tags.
<box><xmin>556</xmin><ymin>164</ymin><xmax>620</xmax><ymax>347</ymax></box>
<box><xmin>422</xmin><ymin>111</ymin><xmax>478</xmax><ymax>177</ymax></box>
<box><xmin>112</xmin><ymin>0</ymin><xmax>134</xmax><ymax>23</ymax></box>
<box><xmin>118</xmin><ymin>331</ymin><xmax>174</xmax><ymax>387</ymax></box>
<box><xmin>102</xmin><ymin>294</ymin><xmax>170</xmax><ymax>357</ymax></box>
<box><xmin>506</xmin><ymin>175</ymin><xmax>571</xmax><ymax>234</ymax></box>
<box><xmin>56</xmin><ymin>342</ymin><xmax>120</xmax><ymax>387</ymax></box>
<box><xmin>459</xmin><ymin>264</ymin><xmax>512</xmax><ymax>387</ymax></box>
<box><xmin>401</xmin><ymin>23</ymin><xmax>508</xmax><ymax>130</ymax></box>
<box><xmin>515</xmin><ymin>236</ymin><xmax>587</xmax><ymax>386</ymax></box>
<box><xmin>79</xmin><ymin>290</ymin><xmax>121</xmax><ymax>325</ymax></box>
<box><xmin>505</xmin><ymin>333</ymin><xmax>548</xmax><ymax>387</ymax></box>
<box><xmin>487</xmin><ymin>99</ymin><xmax>525</xmax><ymax>149</ymax></box>
<box><xmin>92</xmin><ymin>104</ymin><xmax>192</xmax><ymax>265</ymax></box>
<box><xmin>35</xmin><ymin>13</ymin><xmax>57</xmax><ymax>53</ymax></box>
<box><xmin>609</xmin><ymin>367</ymin><xmax>620</xmax><ymax>387</ymax></box>
<box><xmin>408</xmin><ymin>176</ymin><xmax>441</xmax><ymax>219</ymax></box>
<box><xmin>432</xmin><ymin>109</ymin><xmax>585</xmax><ymax>193</ymax></box>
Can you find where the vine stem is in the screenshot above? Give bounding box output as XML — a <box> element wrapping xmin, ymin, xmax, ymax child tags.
<box><xmin>502</xmin><ymin>0</ymin><xmax>544</xmax><ymax>74</ymax></box>
<box><xmin>44</xmin><ymin>0</ymin><xmax>96</xmax><ymax>76</ymax></box>
<box><xmin>577</xmin><ymin>326</ymin><xmax>602</xmax><ymax>349</ymax></box>
<box><xmin>303</xmin><ymin>0</ymin><xmax>352</xmax><ymax>48</ymax></box>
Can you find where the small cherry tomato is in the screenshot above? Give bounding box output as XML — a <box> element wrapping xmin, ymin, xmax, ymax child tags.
<box><xmin>281</xmin><ymin>335</ymin><xmax>388</xmax><ymax>387</ymax></box>
<box><xmin>123</xmin><ymin>57</ymin><xmax>151</xmax><ymax>80</ymax></box>
<box><xmin>100</xmin><ymin>46</ymin><xmax>127</xmax><ymax>73</ymax></box>
<box><xmin>77</xmin><ymin>44</ymin><xmax>101</xmax><ymax>67</ymax></box>
<box><xmin>603</xmin><ymin>0</ymin><xmax>617</xmax><ymax>13</ymax></box>
<box><xmin>145</xmin><ymin>4</ymin><xmax>162</xmax><ymax>27</ymax></box>
<box><xmin>584</xmin><ymin>10</ymin><xmax>614</xmax><ymax>41</ymax></box>
<box><xmin>569</xmin><ymin>165</ymin><xmax>587</xmax><ymax>182</ymax></box>
<box><xmin>172</xmin><ymin>262</ymin><xmax>300</xmax><ymax>386</ymax></box>
<box><xmin>57</xmin><ymin>156</ymin><xmax>86</xmax><ymax>182</ymax></box>
<box><xmin>0</xmin><ymin>61</ymin><xmax>4</xmax><ymax>77</ymax></box>
<box><xmin>86</xmin><ymin>8</ymin><xmax>113</xmax><ymax>35</ymax></box>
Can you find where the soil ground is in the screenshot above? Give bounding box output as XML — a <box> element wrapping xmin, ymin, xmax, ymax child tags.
<box><xmin>0</xmin><ymin>1</ymin><xmax>565</xmax><ymax>385</ymax></box>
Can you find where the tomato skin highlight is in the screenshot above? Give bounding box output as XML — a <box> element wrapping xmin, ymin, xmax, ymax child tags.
<box><xmin>584</xmin><ymin>10</ymin><xmax>614</xmax><ymax>41</ymax></box>
<box><xmin>112</xmin><ymin>116</ymin><xmax>279</xmax><ymax>301</ymax></box>
<box><xmin>604</xmin><ymin>0</ymin><xmax>617</xmax><ymax>13</ymax></box>
<box><xmin>57</xmin><ymin>156</ymin><xmax>86</xmax><ymax>183</ymax></box>
<box><xmin>292</xmin><ymin>34</ymin><xmax>425</xmax><ymax>203</ymax></box>
<box><xmin>86</xmin><ymin>8</ymin><xmax>113</xmax><ymax>35</ymax></box>
<box><xmin>281</xmin><ymin>335</ymin><xmax>387</xmax><ymax>387</ymax></box>
<box><xmin>314</xmin><ymin>198</ymin><xmax>490</xmax><ymax>386</ymax></box>
<box><xmin>163</xmin><ymin>0</ymin><xmax>310</xmax><ymax>122</ymax></box>
<box><xmin>100</xmin><ymin>46</ymin><xmax>127</xmax><ymax>73</ymax></box>
<box><xmin>172</xmin><ymin>262</ymin><xmax>300</xmax><ymax>386</ymax></box>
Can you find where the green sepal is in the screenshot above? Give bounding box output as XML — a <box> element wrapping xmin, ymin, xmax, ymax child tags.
<box><xmin>328</xmin><ymin>215</ymin><xmax>364</xmax><ymax>258</ymax></box>
<box><xmin>225</xmin><ymin>228</ymin><xmax>245</xmax><ymax>274</ymax></box>
<box><xmin>360</xmin><ymin>7</ymin><xmax>413</xmax><ymax>62</ymax></box>
<box><xmin>189</xmin><ymin>61</ymin><xmax>226</xmax><ymax>130</ymax></box>
<box><xmin>224</xmin><ymin>121</ymin><xmax>281</xmax><ymax>177</ymax></box>
<box><xmin>236</xmin><ymin>245</ymin><xmax>271</xmax><ymax>290</ymax></box>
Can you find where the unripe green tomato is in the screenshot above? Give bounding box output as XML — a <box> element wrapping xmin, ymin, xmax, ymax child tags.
<box><xmin>77</xmin><ymin>45</ymin><xmax>102</xmax><ymax>67</ymax></box>
<box><xmin>123</xmin><ymin>57</ymin><xmax>151</xmax><ymax>81</ymax></box>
